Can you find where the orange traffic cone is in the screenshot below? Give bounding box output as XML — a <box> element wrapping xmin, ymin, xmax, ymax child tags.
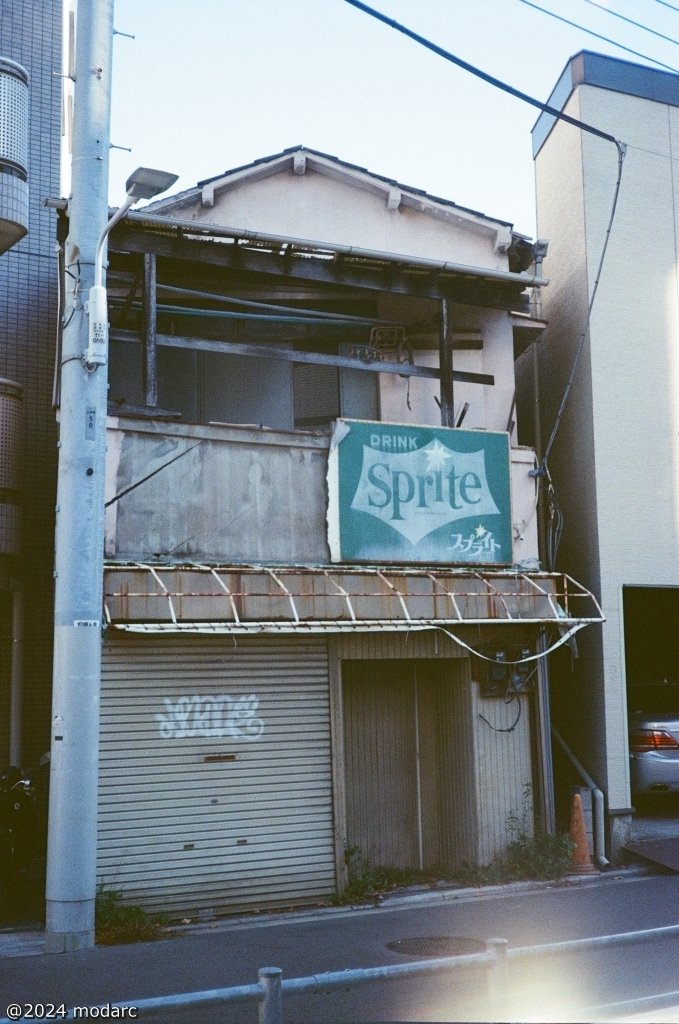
<box><xmin>568</xmin><ymin>792</ymin><xmax>597</xmax><ymax>874</ymax></box>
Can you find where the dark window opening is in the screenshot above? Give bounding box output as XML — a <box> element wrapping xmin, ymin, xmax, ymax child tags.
<box><xmin>624</xmin><ymin>586</ymin><xmax>679</xmax><ymax>713</ymax></box>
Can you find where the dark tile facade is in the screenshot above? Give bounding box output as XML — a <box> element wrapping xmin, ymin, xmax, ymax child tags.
<box><xmin>0</xmin><ymin>0</ymin><xmax>61</xmax><ymax>763</ymax></box>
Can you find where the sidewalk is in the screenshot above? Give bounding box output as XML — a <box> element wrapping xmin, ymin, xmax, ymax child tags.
<box><xmin>0</xmin><ymin>866</ymin><xmax>676</xmax><ymax>1023</ymax></box>
<box><xmin>0</xmin><ymin>865</ymin><xmax>646</xmax><ymax>959</ymax></box>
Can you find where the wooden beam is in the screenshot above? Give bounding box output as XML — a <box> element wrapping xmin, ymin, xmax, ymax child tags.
<box><xmin>110</xmin><ymin>328</ymin><xmax>495</xmax><ymax>386</ymax></box>
<box><xmin>439</xmin><ymin>298</ymin><xmax>455</xmax><ymax>427</ymax></box>
<box><xmin>143</xmin><ymin>253</ymin><xmax>158</xmax><ymax>407</ymax></box>
<box><xmin>111</xmin><ymin>224</ymin><xmax>527</xmax><ymax>312</ymax></box>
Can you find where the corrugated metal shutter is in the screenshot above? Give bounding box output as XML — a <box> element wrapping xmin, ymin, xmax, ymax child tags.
<box><xmin>98</xmin><ymin>634</ymin><xmax>335</xmax><ymax>916</ymax></box>
<box><xmin>342</xmin><ymin>659</ymin><xmax>469</xmax><ymax>873</ymax></box>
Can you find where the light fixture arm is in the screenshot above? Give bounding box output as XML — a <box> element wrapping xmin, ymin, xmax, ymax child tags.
<box><xmin>93</xmin><ymin>193</ymin><xmax>136</xmax><ymax>290</ymax></box>
<box><xmin>85</xmin><ymin>166</ymin><xmax>177</xmax><ymax>369</ymax></box>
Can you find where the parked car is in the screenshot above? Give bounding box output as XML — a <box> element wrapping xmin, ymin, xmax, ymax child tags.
<box><xmin>629</xmin><ymin>685</ymin><xmax>679</xmax><ymax>796</ymax></box>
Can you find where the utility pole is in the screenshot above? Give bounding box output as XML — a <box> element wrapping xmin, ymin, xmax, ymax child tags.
<box><xmin>45</xmin><ymin>0</ymin><xmax>114</xmax><ymax>952</ymax></box>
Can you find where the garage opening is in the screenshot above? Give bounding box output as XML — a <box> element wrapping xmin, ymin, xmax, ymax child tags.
<box><xmin>342</xmin><ymin>659</ymin><xmax>469</xmax><ymax>873</ymax></box>
<box><xmin>624</xmin><ymin>586</ymin><xmax>679</xmax><ymax>714</ymax></box>
<box><xmin>624</xmin><ymin>585</ymin><xmax>679</xmax><ymax>821</ymax></box>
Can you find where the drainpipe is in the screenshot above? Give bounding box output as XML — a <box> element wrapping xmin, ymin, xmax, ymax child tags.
<box><xmin>551</xmin><ymin>724</ymin><xmax>610</xmax><ymax>869</ymax></box>
<box><xmin>530</xmin><ymin>240</ymin><xmax>549</xmax><ymax>568</ymax></box>
<box><xmin>9</xmin><ymin>578</ymin><xmax>23</xmax><ymax>766</ymax></box>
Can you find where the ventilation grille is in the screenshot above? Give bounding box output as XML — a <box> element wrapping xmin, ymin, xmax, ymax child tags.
<box><xmin>0</xmin><ymin>61</ymin><xmax>28</xmax><ymax>173</ymax></box>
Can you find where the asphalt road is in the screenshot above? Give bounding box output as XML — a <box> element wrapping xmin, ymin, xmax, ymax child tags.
<box><xmin>3</xmin><ymin>871</ymin><xmax>679</xmax><ymax>1022</ymax></box>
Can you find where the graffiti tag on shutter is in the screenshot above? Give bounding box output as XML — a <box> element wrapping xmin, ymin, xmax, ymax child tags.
<box><xmin>155</xmin><ymin>694</ymin><xmax>264</xmax><ymax>741</ymax></box>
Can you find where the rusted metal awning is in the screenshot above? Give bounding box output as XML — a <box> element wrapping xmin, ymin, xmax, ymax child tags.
<box><xmin>103</xmin><ymin>563</ymin><xmax>603</xmax><ymax>635</ymax></box>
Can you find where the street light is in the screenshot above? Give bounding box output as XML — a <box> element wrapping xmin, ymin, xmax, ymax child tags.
<box><xmin>86</xmin><ymin>167</ymin><xmax>177</xmax><ymax>367</ymax></box>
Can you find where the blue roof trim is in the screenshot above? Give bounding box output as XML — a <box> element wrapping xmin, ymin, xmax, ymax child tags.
<box><xmin>532</xmin><ymin>50</ymin><xmax>679</xmax><ymax>157</ymax></box>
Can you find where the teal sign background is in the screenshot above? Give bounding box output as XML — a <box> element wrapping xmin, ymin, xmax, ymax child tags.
<box><xmin>328</xmin><ymin>420</ymin><xmax>512</xmax><ymax>565</ymax></box>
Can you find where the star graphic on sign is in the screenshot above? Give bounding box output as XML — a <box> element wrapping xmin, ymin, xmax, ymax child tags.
<box><xmin>423</xmin><ymin>439</ymin><xmax>452</xmax><ymax>471</ymax></box>
<box><xmin>474</xmin><ymin>524</ymin><xmax>488</xmax><ymax>537</ymax></box>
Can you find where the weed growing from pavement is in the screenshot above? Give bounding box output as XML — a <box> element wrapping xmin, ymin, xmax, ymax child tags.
<box><xmin>456</xmin><ymin>830</ymin><xmax>574</xmax><ymax>886</ymax></box>
<box><xmin>334</xmin><ymin>844</ymin><xmax>455</xmax><ymax>904</ymax></box>
<box><xmin>450</xmin><ymin>789</ymin><xmax>575</xmax><ymax>886</ymax></box>
<box><xmin>338</xmin><ymin>789</ymin><xmax>575</xmax><ymax>902</ymax></box>
<box><xmin>95</xmin><ymin>887</ymin><xmax>174</xmax><ymax>945</ymax></box>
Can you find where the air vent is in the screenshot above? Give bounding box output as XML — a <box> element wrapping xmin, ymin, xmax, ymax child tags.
<box><xmin>0</xmin><ymin>58</ymin><xmax>28</xmax><ymax>253</ymax></box>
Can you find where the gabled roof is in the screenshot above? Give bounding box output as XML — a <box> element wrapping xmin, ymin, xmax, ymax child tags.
<box><xmin>147</xmin><ymin>144</ymin><xmax>516</xmax><ymax>243</ymax></box>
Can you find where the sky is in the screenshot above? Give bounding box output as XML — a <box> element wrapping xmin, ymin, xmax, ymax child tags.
<box><xmin>98</xmin><ymin>0</ymin><xmax>679</xmax><ymax>238</ymax></box>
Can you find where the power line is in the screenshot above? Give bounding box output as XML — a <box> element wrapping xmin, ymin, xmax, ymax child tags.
<box><xmin>651</xmin><ymin>0</ymin><xmax>679</xmax><ymax>13</ymax></box>
<box><xmin>517</xmin><ymin>0</ymin><xmax>679</xmax><ymax>74</ymax></box>
<box><xmin>342</xmin><ymin>0</ymin><xmax>624</xmax><ymax>153</ymax></box>
<box><xmin>342</xmin><ymin>0</ymin><xmax>629</xmax><ymax>574</ymax></box>
<box><xmin>580</xmin><ymin>0</ymin><xmax>679</xmax><ymax>48</ymax></box>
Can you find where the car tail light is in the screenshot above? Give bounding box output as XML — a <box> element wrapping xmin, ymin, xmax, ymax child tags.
<box><xmin>630</xmin><ymin>729</ymin><xmax>679</xmax><ymax>752</ymax></box>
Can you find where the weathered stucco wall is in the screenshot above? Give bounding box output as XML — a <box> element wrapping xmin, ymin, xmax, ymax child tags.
<box><xmin>165</xmin><ymin>160</ymin><xmax>511</xmax><ymax>272</ymax></box>
<box><xmin>105</xmin><ymin>418</ymin><xmax>539</xmax><ymax>566</ymax></box>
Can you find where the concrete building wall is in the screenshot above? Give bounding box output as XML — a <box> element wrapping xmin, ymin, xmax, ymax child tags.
<box><xmin>0</xmin><ymin>0</ymin><xmax>61</xmax><ymax>764</ymax></box>
<box><xmin>534</xmin><ymin>91</ymin><xmax>609</xmax><ymax>802</ymax></box>
<box><xmin>105</xmin><ymin>417</ymin><xmax>540</xmax><ymax>567</ymax></box>
<box><xmin>535</xmin><ymin>62</ymin><xmax>679</xmax><ymax>831</ymax></box>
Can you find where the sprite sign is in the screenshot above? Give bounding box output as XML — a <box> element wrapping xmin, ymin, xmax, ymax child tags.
<box><xmin>327</xmin><ymin>419</ymin><xmax>512</xmax><ymax>565</ymax></box>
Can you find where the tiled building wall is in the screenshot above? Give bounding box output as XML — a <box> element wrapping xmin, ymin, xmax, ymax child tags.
<box><xmin>0</xmin><ymin>0</ymin><xmax>61</xmax><ymax>764</ymax></box>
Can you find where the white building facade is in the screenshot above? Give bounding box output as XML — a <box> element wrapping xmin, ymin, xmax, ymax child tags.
<box><xmin>531</xmin><ymin>52</ymin><xmax>679</xmax><ymax>853</ymax></box>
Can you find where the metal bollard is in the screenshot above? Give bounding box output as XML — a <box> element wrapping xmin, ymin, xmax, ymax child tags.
<box><xmin>258</xmin><ymin>966</ymin><xmax>283</xmax><ymax>1024</ymax></box>
<box><xmin>486</xmin><ymin>937</ymin><xmax>509</xmax><ymax>1021</ymax></box>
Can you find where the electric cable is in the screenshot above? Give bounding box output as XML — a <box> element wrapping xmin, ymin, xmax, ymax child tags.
<box><xmin>517</xmin><ymin>0</ymin><xmax>679</xmax><ymax>74</ymax></box>
<box><xmin>479</xmin><ymin>698</ymin><xmax>522</xmax><ymax>733</ymax></box>
<box><xmin>580</xmin><ymin>0</ymin><xmax>679</xmax><ymax>48</ymax></box>
<box><xmin>538</xmin><ymin>134</ymin><xmax>626</xmax><ymax>568</ymax></box>
<box><xmin>479</xmin><ymin>668</ymin><xmax>538</xmax><ymax>733</ymax></box>
<box><xmin>433</xmin><ymin>623</ymin><xmax>588</xmax><ymax>664</ymax></box>
<box><xmin>542</xmin><ymin>143</ymin><xmax>626</xmax><ymax>468</ymax></box>
<box><xmin>342</xmin><ymin>0</ymin><xmax>625</xmax><ymax>149</ymax></box>
<box><xmin>343</xmin><ymin>0</ymin><xmax>628</xmax><ymax>575</ymax></box>
<box><xmin>651</xmin><ymin>0</ymin><xmax>679</xmax><ymax>13</ymax></box>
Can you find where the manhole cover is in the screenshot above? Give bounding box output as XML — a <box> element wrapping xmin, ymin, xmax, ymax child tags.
<box><xmin>386</xmin><ymin>936</ymin><xmax>485</xmax><ymax>958</ymax></box>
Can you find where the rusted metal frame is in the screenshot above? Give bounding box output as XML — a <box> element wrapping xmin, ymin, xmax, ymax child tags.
<box><xmin>471</xmin><ymin>570</ymin><xmax>513</xmax><ymax>620</ymax></box>
<box><xmin>439</xmin><ymin>298</ymin><xmax>455</xmax><ymax>427</ymax></box>
<box><xmin>107</xmin><ymin>620</ymin><xmax>434</xmax><ymax>633</ymax></box>
<box><xmin>263</xmin><ymin>568</ymin><xmax>300</xmax><ymax>623</ymax></box>
<box><xmin>513</xmin><ymin>571</ymin><xmax>561</xmax><ymax>622</ymax></box>
<box><xmin>563</xmin><ymin>573</ymin><xmax>604</xmax><ymax>622</ymax></box>
<box><xmin>143</xmin><ymin>253</ymin><xmax>158</xmax><ymax>408</ymax></box>
<box><xmin>111</xmin><ymin>224</ymin><xmax>528</xmax><ymax>311</ymax></box>
<box><xmin>106</xmin><ymin>618</ymin><xmax>588</xmax><ymax>634</ymax></box>
<box><xmin>136</xmin><ymin>562</ymin><xmax>177</xmax><ymax>626</ymax></box>
<box><xmin>196</xmin><ymin>564</ymin><xmax>242</xmax><ymax>626</ymax></box>
<box><xmin>320</xmin><ymin>569</ymin><xmax>357</xmax><ymax>622</ymax></box>
<box><xmin>424</xmin><ymin>571</ymin><xmax>465</xmax><ymax>622</ymax></box>
<box><xmin>514</xmin><ymin>571</ymin><xmax>604</xmax><ymax>624</ymax></box>
<box><xmin>375</xmin><ymin>570</ymin><xmax>412</xmax><ymax>622</ymax></box>
<box><xmin>109</xmin><ymin>328</ymin><xmax>495</xmax><ymax>387</ymax></box>
<box><xmin>101</xmin><ymin>566</ymin><xmax>605</xmax><ymax>628</ymax></box>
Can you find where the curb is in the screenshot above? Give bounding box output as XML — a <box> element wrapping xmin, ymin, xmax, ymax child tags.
<box><xmin>0</xmin><ymin>863</ymin><xmax>656</xmax><ymax>957</ymax></box>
